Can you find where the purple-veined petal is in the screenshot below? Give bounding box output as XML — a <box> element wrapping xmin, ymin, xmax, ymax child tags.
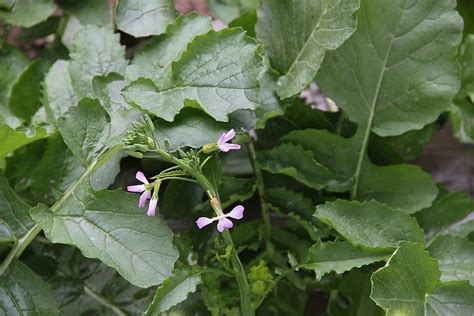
<box><xmin>136</xmin><ymin>171</ymin><xmax>149</xmax><ymax>184</ymax></box>
<box><xmin>127</xmin><ymin>184</ymin><xmax>146</xmax><ymax>193</ymax></box>
<box><xmin>218</xmin><ymin>143</ymin><xmax>241</xmax><ymax>152</ymax></box>
<box><xmin>218</xmin><ymin>129</ymin><xmax>236</xmax><ymax>145</ymax></box>
<box><xmin>217</xmin><ymin>217</ymin><xmax>233</xmax><ymax>232</ymax></box>
<box><xmin>226</xmin><ymin>205</ymin><xmax>244</xmax><ymax>220</ymax></box>
<box><xmin>138</xmin><ymin>190</ymin><xmax>151</xmax><ymax>208</ymax></box>
<box><xmin>147</xmin><ymin>198</ymin><xmax>158</xmax><ymax>216</ymax></box>
<box><xmin>196</xmin><ymin>217</ymin><xmax>215</xmax><ymax>229</ymax></box>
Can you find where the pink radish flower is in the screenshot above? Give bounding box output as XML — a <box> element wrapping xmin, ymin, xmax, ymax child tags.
<box><xmin>127</xmin><ymin>171</ymin><xmax>152</xmax><ymax>208</ymax></box>
<box><xmin>217</xmin><ymin>129</ymin><xmax>241</xmax><ymax>152</ymax></box>
<box><xmin>196</xmin><ymin>205</ymin><xmax>244</xmax><ymax>232</ymax></box>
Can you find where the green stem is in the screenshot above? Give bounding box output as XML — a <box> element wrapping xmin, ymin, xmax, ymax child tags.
<box><xmin>83</xmin><ymin>284</ymin><xmax>126</xmax><ymax>316</ymax></box>
<box><xmin>0</xmin><ymin>224</ymin><xmax>42</xmax><ymax>275</ymax></box>
<box><xmin>247</xmin><ymin>140</ymin><xmax>274</xmax><ymax>258</ymax></box>
<box><xmin>152</xmin><ymin>147</ymin><xmax>253</xmax><ymax>316</ymax></box>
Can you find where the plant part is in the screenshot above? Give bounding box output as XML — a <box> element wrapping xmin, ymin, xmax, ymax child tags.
<box><xmin>1</xmin><ymin>0</ymin><xmax>474</xmax><ymax>315</ymax></box>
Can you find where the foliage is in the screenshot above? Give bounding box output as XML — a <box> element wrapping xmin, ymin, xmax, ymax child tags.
<box><xmin>0</xmin><ymin>0</ymin><xmax>474</xmax><ymax>315</ymax></box>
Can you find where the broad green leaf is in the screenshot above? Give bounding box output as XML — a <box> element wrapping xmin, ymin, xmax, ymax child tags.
<box><xmin>333</xmin><ymin>270</ymin><xmax>384</xmax><ymax>316</ymax></box>
<box><xmin>318</xmin><ymin>0</ymin><xmax>462</xmax><ymax>137</ymax></box>
<box><xmin>256</xmin><ymin>0</ymin><xmax>359</xmax><ymax>98</ymax></box>
<box><xmin>371</xmin><ymin>242</ymin><xmax>440</xmax><ymax>316</ymax></box>
<box><xmin>283</xmin><ymin>129</ymin><xmax>438</xmax><ymax>213</ymax></box>
<box><xmin>115</xmin><ymin>0</ymin><xmax>175</xmax><ymax>37</ymax></box>
<box><xmin>57</xmin><ymin>0</ymin><xmax>111</xmax><ymax>26</ymax></box>
<box><xmin>145</xmin><ymin>269</ymin><xmax>203</xmax><ymax>315</ymax></box>
<box><xmin>415</xmin><ymin>193</ymin><xmax>474</xmax><ymax>242</ymax></box>
<box><xmin>258</xmin><ymin>143</ymin><xmax>351</xmax><ymax>191</ymax></box>
<box><xmin>451</xmin><ymin>35</ymin><xmax>474</xmax><ymax>143</ymax></box>
<box><xmin>300</xmin><ymin>241</ymin><xmax>391</xmax><ymax>278</ymax></box>
<box><xmin>0</xmin><ymin>120</ymin><xmax>48</xmax><ymax>166</ymax></box>
<box><xmin>0</xmin><ymin>171</ymin><xmax>34</xmax><ymax>242</ymax></box>
<box><xmin>123</xmin><ymin>28</ymin><xmax>262</xmax><ymax>122</ymax></box>
<box><xmin>229</xmin><ymin>10</ymin><xmax>257</xmax><ymax>38</ymax></box>
<box><xmin>315</xmin><ymin>200</ymin><xmax>424</xmax><ymax>248</ymax></box>
<box><xmin>9</xmin><ymin>59</ymin><xmax>49</xmax><ymax>121</ymax></box>
<box><xmin>426</xmin><ymin>281</ymin><xmax>474</xmax><ymax>315</ymax></box>
<box><xmin>42</xmin><ymin>60</ymin><xmax>78</xmax><ymax>124</ymax></box>
<box><xmin>58</xmin><ymin>98</ymin><xmax>109</xmax><ymax>166</ymax></box>
<box><xmin>70</xmin><ymin>25</ymin><xmax>127</xmax><ymax>97</ymax></box>
<box><xmin>126</xmin><ymin>13</ymin><xmax>212</xmax><ymax>82</ymax></box>
<box><xmin>16</xmin><ymin>16</ymin><xmax>61</xmax><ymax>41</ymax></box>
<box><xmin>0</xmin><ymin>0</ymin><xmax>55</xmax><ymax>27</ymax></box>
<box><xmin>30</xmin><ymin>186</ymin><xmax>179</xmax><ymax>288</ymax></box>
<box><xmin>0</xmin><ymin>260</ymin><xmax>59</xmax><ymax>315</ymax></box>
<box><xmin>428</xmin><ymin>235</ymin><xmax>474</xmax><ymax>285</ymax></box>
<box><xmin>219</xmin><ymin>176</ymin><xmax>255</xmax><ymax>208</ymax></box>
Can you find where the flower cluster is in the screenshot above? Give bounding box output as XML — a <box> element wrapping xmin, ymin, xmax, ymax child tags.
<box><xmin>127</xmin><ymin>129</ymin><xmax>243</xmax><ymax>231</ymax></box>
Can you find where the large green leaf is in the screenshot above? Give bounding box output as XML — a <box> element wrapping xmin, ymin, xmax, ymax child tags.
<box><xmin>69</xmin><ymin>25</ymin><xmax>127</xmax><ymax>98</ymax></box>
<box><xmin>415</xmin><ymin>193</ymin><xmax>474</xmax><ymax>242</ymax></box>
<box><xmin>30</xmin><ymin>186</ymin><xmax>179</xmax><ymax>288</ymax></box>
<box><xmin>300</xmin><ymin>240</ymin><xmax>391</xmax><ymax>279</ymax></box>
<box><xmin>115</xmin><ymin>0</ymin><xmax>175</xmax><ymax>37</ymax></box>
<box><xmin>283</xmin><ymin>129</ymin><xmax>438</xmax><ymax>213</ymax></box>
<box><xmin>256</xmin><ymin>0</ymin><xmax>359</xmax><ymax>98</ymax></box>
<box><xmin>315</xmin><ymin>200</ymin><xmax>424</xmax><ymax>248</ymax></box>
<box><xmin>126</xmin><ymin>14</ymin><xmax>212</xmax><ymax>83</ymax></box>
<box><xmin>428</xmin><ymin>235</ymin><xmax>474</xmax><ymax>285</ymax></box>
<box><xmin>0</xmin><ymin>260</ymin><xmax>59</xmax><ymax>315</ymax></box>
<box><xmin>145</xmin><ymin>269</ymin><xmax>203</xmax><ymax>315</ymax></box>
<box><xmin>0</xmin><ymin>49</ymin><xmax>28</xmax><ymax>107</ymax></box>
<box><xmin>0</xmin><ymin>0</ymin><xmax>55</xmax><ymax>27</ymax></box>
<box><xmin>318</xmin><ymin>0</ymin><xmax>462</xmax><ymax>137</ymax></box>
<box><xmin>123</xmin><ymin>28</ymin><xmax>262</xmax><ymax>122</ymax></box>
<box><xmin>314</xmin><ymin>0</ymin><xmax>462</xmax><ymax>204</ymax></box>
<box><xmin>371</xmin><ymin>242</ymin><xmax>440</xmax><ymax>316</ymax></box>
<box><xmin>0</xmin><ymin>171</ymin><xmax>34</xmax><ymax>243</ymax></box>
<box><xmin>371</xmin><ymin>242</ymin><xmax>474</xmax><ymax>315</ymax></box>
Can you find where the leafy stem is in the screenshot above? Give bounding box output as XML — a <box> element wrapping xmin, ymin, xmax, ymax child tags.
<box><xmin>247</xmin><ymin>139</ymin><xmax>274</xmax><ymax>258</ymax></box>
<box><xmin>151</xmin><ymin>146</ymin><xmax>253</xmax><ymax>316</ymax></box>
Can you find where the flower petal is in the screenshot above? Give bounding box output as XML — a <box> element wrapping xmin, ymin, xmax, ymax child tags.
<box><xmin>218</xmin><ymin>143</ymin><xmax>241</xmax><ymax>152</ymax></box>
<box><xmin>138</xmin><ymin>190</ymin><xmax>151</xmax><ymax>208</ymax></box>
<box><xmin>135</xmin><ymin>171</ymin><xmax>149</xmax><ymax>184</ymax></box>
<box><xmin>147</xmin><ymin>198</ymin><xmax>158</xmax><ymax>216</ymax></box>
<box><xmin>217</xmin><ymin>217</ymin><xmax>233</xmax><ymax>232</ymax></box>
<box><xmin>218</xmin><ymin>129</ymin><xmax>236</xmax><ymax>145</ymax></box>
<box><xmin>127</xmin><ymin>184</ymin><xmax>146</xmax><ymax>193</ymax></box>
<box><xmin>226</xmin><ymin>205</ymin><xmax>244</xmax><ymax>220</ymax></box>
<box><xmin>196</xmin><ymin>217</ymin><xmax>215</xmax><ymax>229</ymax></box>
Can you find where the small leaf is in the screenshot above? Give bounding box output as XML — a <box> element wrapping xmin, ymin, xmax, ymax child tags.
<box><xmin>145</xmin><ymin>269</ymin><xmax>203</xmax><ymax>315</ymax></box>
<box><xmin>300</xmin><ymin>241</ymin><xmax>391</xmax><ymax>278</ymax></box>
<box><xmin>115</xmin><ymin>0</ymin><xmax>175</xmax><ymax>37</ymax></box>
<box><xmin>123</xmin><ymin>28</ymin><xmax>262</xmax><ymax>122</ymax></box>
<box><xmin>0</xmin><ymin>260</ymin><xmax>59</xmax><ymax>315</ymax></box>
<box><xmin>371</xmin><ymin>242</ymin><xmax>440</xmax><ymax>316</ymax></box>
<box><xmin>315</xmin><ymin>200</ymin><xmax>424</xmax><ymax>248</ymax></box>
<box><xmin>0</xmin><ymin>0</ymin><xmax>55</xmax><ymax>27</ymax></box>
<box><xmin>428</xmin><ymin>235</ymin><xmax>474</xmax><ymax>285</ymax></box>
<box><xmin>256</xmin><ymin>0</ymin><xmax>359</xmax><ymax>98</ymax></box>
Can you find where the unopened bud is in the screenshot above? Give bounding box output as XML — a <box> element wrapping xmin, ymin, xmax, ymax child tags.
<box><xmin>202</xmin><ymin>143</ymin><xmax>218</xmax><ymax>154</ymax></box>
